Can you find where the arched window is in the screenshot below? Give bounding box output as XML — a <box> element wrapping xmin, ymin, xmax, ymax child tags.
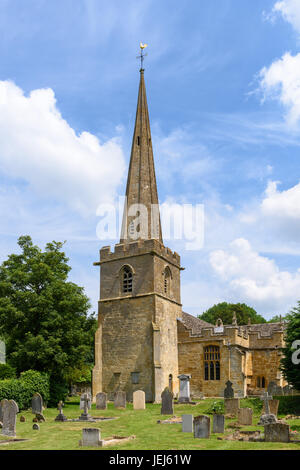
<box><xmin>204</xmin><ymin>345</ymin><xmax>220</xmax><ymax>381</ymax></box>
<box><xmin>257</xmin><ymin>376</ymin><xmax>266</xmax><ymax>389</ymax></box>
<box><xmin>163</xmin><ymin>266</ymin><xmax>172</xmax><ymax>295</ymax></box>
<box><xmin>121</xmin><ymin>265</ymin><xmax>133</xmax><ymax>293</ymax></box>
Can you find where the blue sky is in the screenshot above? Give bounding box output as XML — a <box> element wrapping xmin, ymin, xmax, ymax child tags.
<box><xmin>0</xmin><ymin>0</ymin><xmax>300</xmax><ymax>319</ymax></box>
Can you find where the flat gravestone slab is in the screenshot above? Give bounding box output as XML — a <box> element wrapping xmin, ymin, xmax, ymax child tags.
<box><xmin>182</xmin><ymin>414</ymin><xmax>193</xmax><ymax>433</ymax></box>
<box><xmin>238</xmin><ymin>408</ymin><xmax>253</xmax><ymax>426</ymax></box>
<box><xmin>194</xmin><ymin>415</ymin><xmax>210</xmax><ymax>439</ymax></box>
<box><xmin>161</xmin><ymin>387</ymin><xmax>174</xmax><ymax>415</ymax></box>
<box><xmin>264</xmin><ymin>423</ymin><xmax>290</xmax><ymax>443</ymax></box>
<box><xmin>224</xmin><ymin>398</ymin><xmax>240</xmax><ymax>416</ymax></box>
<box><xmin>114</xmin><ymin>391</ymin><xmax>126</xmax><ymax>409</ymax></box>
<box><xmin>133</xmin><ymin>390</ymin><xmax>145</xmax><ymax>410</ymax></box>
<box><xmin>213</xmin><ymin>414</ymin><xmax>225</xmax><ymax>433</ymax></box>
<box><xmin>96</xmin><ymin>392</ymin><xmax>107</xmax><ymax>410</ymax></box>
<box><xmin>79</xmin><ymin>428</ymin><xmax>102</xmax><ymax>447</ymax></box>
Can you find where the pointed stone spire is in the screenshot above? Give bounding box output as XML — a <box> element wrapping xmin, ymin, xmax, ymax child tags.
<box><xmin>120</xmin><ymin>69</ymin><xmax>163</xmax><ymax>243</ymax></box>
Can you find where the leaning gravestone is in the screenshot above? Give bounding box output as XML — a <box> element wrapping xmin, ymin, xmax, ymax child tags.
<box><xmin>114</xmin><ymin>391</ymin><xmax>126</xmax><ymax>409</ymax></box>
<box><xmin>133</xmin><ymin>390</ymin><xmax>146</xmax><ymax>410</ymax></box>
<box><xmin>224</xmin><ymin>398</ymin><xmax>240</xmax><ymax>416</ymax></box>
<box><xmin>79</xmin><ymin>428</ymin><xmax>102</xmax><ymax>447</ymax></box>
<box><xmin>224</xmin><ymin>380</ymin><xmax>234</xmax><ymax>399</ymax></box>
<box><xmin>96</xmin><ymin>392</ymin><xmax>107</xmax><ymax>410</ymax></box>
<box><xmin>264</xmin><ymin>423</ymin><xmax>290</xmax><ymax>443</ymax></box>
<box><xmin>80</xmin><ymin>393</ymin><xmax>92</xmax><ymax>410</ymax></box>
<box><xmin>1</xmin><ymin>399</ymin><xmax>19</xmax><ymax>437</ymax></box>
<box><xmin>161</xmin><ymin>387</ymin><xmax>174</xmax><ymax>415</ymax></box>
<box><xmin>194</xmin><ymin>415</ymin><xmax>210</xmax><ymax>439</ymax></box>
<box><xmin>212</xmin><ymin>414</ymin><xmax>225</xmax><ymax>433</ymax></box>
<box><xmin>182</xmin><ymin>414</ymin><xmax>193</xmax><ymax>433</ymax></box>
<box><xmin>238</xmin><ymin>408</ymin><xmax>253</xmax><ymax>426</ymax></box>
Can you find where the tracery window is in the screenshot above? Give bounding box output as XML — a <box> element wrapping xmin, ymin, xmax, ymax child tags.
<box><xmin>121</xmin><ymin>265</ymin><xmax>133</xmax><ymax>293</ymax></box>
<box><xmin>204</xmin><ymin>345</ymin><xmax>220</xmax><ymax>381</ymax></box>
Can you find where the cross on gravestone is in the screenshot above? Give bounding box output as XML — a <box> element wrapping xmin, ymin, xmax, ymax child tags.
<box><xmin>224</xmin><ymin>380</ymin><xmax>234</xmax><ymax>399</ymax></box>
<box><xmin>55</xmin><ymin>401</ymin><xmax>67</xmax><ymax>422</ymax></box>
<box><xmin>79</xmin><ymin>393</ymin><xmax>92</xmax><ymax>421</ymax></box>
<box><xmin>260</xmin><ymin>391</ymin><xmax>272</xmax><ymax>415</ymax></box>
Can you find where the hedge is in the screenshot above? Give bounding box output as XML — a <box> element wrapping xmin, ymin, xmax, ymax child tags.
<box><xmin>0</xmin><ymin>370</ymin><xmax>50</xmax><ymax>410</ymax></box>
<box><xmin>274</xmin><ymin>395</ymin><xmax>300</xmax><ymax>415</ymax></box>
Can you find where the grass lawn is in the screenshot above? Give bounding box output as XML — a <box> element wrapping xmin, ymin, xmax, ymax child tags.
<box><xmin>0</xmin><ymin>397</ymin><xmax>300</xmax><ymax>450</ymax></box>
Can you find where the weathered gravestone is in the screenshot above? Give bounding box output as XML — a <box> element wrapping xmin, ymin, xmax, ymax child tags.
<box><xmin>224</xmin><ymin>380</ymin><xmax>234</xmax><ymax>399</ymax></box>
<box><xmin>161</xmin><ymin>387</ymin><xmax>174</xmax><ymax>415</ymax></box>
<box><xmin>263</xmin><ymin>399</ymin><xmax>279</xmax><ymax>417</ymax></box>
<box><xmin>177</xmin><ymin>374</ymin><xmax>191</xmax><ymax>403</ymax></box>
<box><xmin>182</xmin><ymin>414</ymin><xmax>193</xmax><ymax>433</ymax></box>
<box><xmin>32</xmin><ymin>392</ymin><xmax>45</xmax><ymax>421</ymax></box>
<box><xmin>80</xmin><ymin>392</ymin><xmax>92</xmax><ymax>410</ymax></box>
<box><xmin>224</xmin><ymin>398</ymin><xmax>240</xmax><ymax>416</ymax></box>
<box><xmin>268</xmin><ymin>381</ymin><xmax>283</xmax><ymax>396</ymax></box>
<box><xmin>79</xmin><ymin>393</ymin><xmax>92</xmax><ymax>421</ymax></box>
<box><xmin>133</xmin><ymin>390</ymin><xmax>146</xmax><ymax>410</ymax></box>
<box><xmin>238</xmin><ymin>408</ymin><xmax>253</xmax><ymax>426</ymax></box>
<box><xmin>258</xmin><ymin>392</ymin><xmax>277</xmax><ymax>425</ymax></box>
<box><xmin>1</xmin><ymin>399</ymin><xmax>19</xmax><ymax>437</ymax></box>
<box><xmin>212</xmin><ymin>414</ymin><xmax>225</xmax><ymax>433</ymax></box>
<box><xmin>55</xmin><ymin>401</ymin><xmax>67</xmax><ymax>422</ymax></box>
<box><xmin>96</xmin><ymin>392</ymin><xmax>107</xmax><ymax>410</ymax></box>
<box><xmin>194</xmin><ymin>415</ymin><xmax>210</xmax><ymax>439</ymax></box>
<box><xmin>283</xmin><ymin>385</ymin><xmax>294</xmax><ymax>396</ymax></box>
<box><xmin>114</xmin><ymin>391</ymin><xmax>126</xmax><ymax>409</ymax></box>
<box><xmin>32</xmin><ymin>423</ymin><xmax>40</xmax><ymax>431</ymax></box>
<box><xmin>264</xmin><ymin>423</ymin><xmax>290</xmax><ymax>443</ymax></box>
<box><xmin>0</xmin><ymin>400</ymin><xmax>3</xmax><ymax>424</ymax></box>
<box><xmin>79</xmin><ymin>428</ymin><xmax>103</xmax><ymax>447</ymax></box>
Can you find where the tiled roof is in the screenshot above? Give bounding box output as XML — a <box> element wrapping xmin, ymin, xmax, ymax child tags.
<box><xmin>178</xmin><ymin>311</ymin><xmax>213</xmax><ymax>334</ymax></box>
<box><xmin>243</xmin><ymin>322</ymin><xmax>286</xmax><ymax>336</ymax></box>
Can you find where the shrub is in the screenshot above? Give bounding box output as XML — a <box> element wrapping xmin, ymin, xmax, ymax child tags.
<box><xmin>48</xmin><ymin>375</ymin><xmax>69</xmax><ymax>407</ymax></box>
<box><xmin>275</xmin><ymin>395</ymin><xmax>300</xmax><ymax>415</ymax></box>
<box><xmin>240</xmin><ymin>397</ymin><xmax>263</xmax><ymax>413</ymax></box>
<box><xmin>0</xmin><ymin>363</ymin><xmax>16</xmax><ymax>380</ymax></box>
<box><xmin>205</xmin><ymin>400</ymin><xmax>224</xmax><ymax>414</ymax></box>
<box><xmin>0</xmin><ymin>369</ymin><xmax>50</xmax><ymax>410</ymax></box>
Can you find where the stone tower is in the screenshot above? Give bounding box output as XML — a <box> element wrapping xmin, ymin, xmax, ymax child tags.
<box><xmin>92</xmin><ymin>67</ymin><xmax>182</xmax><ymax>402</ymax></box>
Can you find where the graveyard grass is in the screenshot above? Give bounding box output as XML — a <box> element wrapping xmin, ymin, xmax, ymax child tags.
<box><xmin>0</xmin><ymin>397</ymin><xmax>300</xmax><ymax>450</ymax></box>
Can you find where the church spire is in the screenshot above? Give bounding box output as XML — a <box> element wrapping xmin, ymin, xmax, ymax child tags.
<box><xmin>120</xmin><ymin>63</ymin><xmax>163</xmax><ymax>243</ymax></box>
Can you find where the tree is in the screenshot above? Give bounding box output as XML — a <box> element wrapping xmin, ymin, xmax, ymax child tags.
<box><xmin>268</xmin><ymin>315</ymin><xmax>286</xmax><ymax>323</ymax></box>
<box><xmin>198</xmin><ymin>302</ymin><xmax>266</xmax><ymax>326</ymax></box>
<box><xmin>0</xmin><ymin>236</ymin><xmax>97</xmax><ymax>399</ymax></box>
<box><xmin>281</xmin><ymin>301</ymin><xmax>300</xmax><ymax>391</ymax></box>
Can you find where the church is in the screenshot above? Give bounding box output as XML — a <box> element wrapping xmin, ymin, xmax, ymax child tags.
<box><xmin>92</xmin><ymin>63</ymin><xmax>287</xmax><ymax>402</ymax></box>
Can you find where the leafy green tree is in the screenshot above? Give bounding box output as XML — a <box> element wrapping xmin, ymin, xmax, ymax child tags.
<box><xmin>268</xmin><ymin>315</ymin><xmax>286</xmax><ymax>323</ymax></box>
<box><xmin>281</xmin><ymin>302</ymin><xmax>300</xmax><ymax>391</ymax></box>
<box><xmin>0</xmin><ymin>236</ymin><xmax>97</xmax><ymax>399</ymax></box>
<box><xmin>198</xmin><ymin>302</ymin><xmax>266</xmax><ymax>326</ymax></box>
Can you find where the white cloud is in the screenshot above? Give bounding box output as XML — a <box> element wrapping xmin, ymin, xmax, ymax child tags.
<box><xmin>209</xmin><ymin>238</ymin><xmax>300</xmax><ymax>313</ymax></box>
<box><xmin>262</xmin><ymin>180</ymin><xmax>300</xmax><ymax>219</ymax></box>
<box><xmin>259</xmin><ymin>52</ymin><xmax>300</xmax><ymax>126</ymax></box>
<box><xmin>0</xmin><ymin>81</ymin><xmax>126</xmax><ymax>215</ymax></box>
<box><xmin>272</xmin><ymin>0</ymin><xmax>300</xmax><ymax>33</ymax></box>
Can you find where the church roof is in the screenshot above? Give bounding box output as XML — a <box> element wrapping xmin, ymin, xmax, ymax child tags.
<box><xmin>178</xmin><ymin>311</ymin><xmax>214</xmax><ymax>333</ymax></box>
<box><xmin>120</xmin><ymin>68</ymin><xmax>163</xmax><ymax>243</ymax></box>
<box><xmin>242</xmin><ymin>322</ymin><xmax>286</xmax><ymax>335</ymax></box>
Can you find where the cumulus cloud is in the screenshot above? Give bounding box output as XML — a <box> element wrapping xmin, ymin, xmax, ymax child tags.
<box><xmin>259</xmin><ymin>52</ymin><xmax>300</xmax><ymax>126</ymax></box>
<box><xmin>0</xmin><ymin>81</ymin><xmax>126</xmax><ymax>215</ymax></box>
<box><xmin>262</xmin><ymin>180</ymin><xmax>300</xmax><ymax>219</ymax></box>
<box><xmin>209</xmin><ymin>238</ymin><xmax>300</xmax><ymax>313</ymax></box>
<box><xmin>271</xmin><ymin>0</ymin><xmax>300</xmax><ymax>33</ymax></box>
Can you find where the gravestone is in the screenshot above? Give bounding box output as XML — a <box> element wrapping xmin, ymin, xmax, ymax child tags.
<box><xmin>55</xmin><ymin>401</ymin><xmax>67</xmax><ymax>422</ymax></box>
<box><xmin>80</xmin><ymin>393</ymin><xmax>92</xmax><ymax>410</ymax></box>
<box><xmin>258</xmin><ymin>391</ymin><xmax>277</xmax><ymax>425</ymax></box>
<box><xmin>0</xmin><ymin>400</ymin><xmax>3</xmax><ymax>424</ymax></box>
<box><xmin>96</xmin><ymin>392</ymin><xmax>107</xmax><ymax>410</ymax></box>
<box><xmin>1</xmin><ymin>399</ymin><xmax>19</xmax><ymax>437</ymax></box>
<box><xmin>224</xmin><ymin>398</ymin><xmax>240</xmax><ymax>416</ymax></box>
<box><xmin>133</xmin><ymin>390</ymin><xmax>146</xmax><ymax>410</ymax></box>
<box><xmin>33</xmin><ymin>423</ymin><xmax>40</xmax><ymax>431</ymax></box>
<box><xmin>114</xmin><ymin>391</ymin><xmax>126</xmax><ymax>409</ymax></box>
<box><xmin>267</xmin><ymin>381</ymin><xmax>283</xmax><ymax>396</ymax></box>
<box><xmin>32</xmin><ymin>393</ymin><xmax>43</xmax><ymax>414</ymax></box>
<box><xmin>238</xmin><ymin>408</ymin><xmax>253</xmax><ymax>426</ymax></box>
<box><xmin>212</xmin><ymin>414</ymin><xmax>225</xmax><ymax>433</ymax></box>
<box><xmin>194</xmin><ymin>415</ymin><xmax>210</xmax><ymax>439</ymax></box>
<box><xmin>283</xmin><ymin>385</ymin><xmax>293</xmax><ymax>396</ymax></box>
<box><xmin>79</xmin><ymin>428</ymin><xmax>102</xmax><ymax>447</ymax></box>
<box><xmin>264</xmin><ymin>423</ymin><xmax>290</xmax><ymax>443</ymax></box>
<box><xmin>263</xmin><ymin>399</ymin><xmax>279</xmax><ymax>417</ymax></box>
<box><xmin>79</xmin><ymin>393</ymin><xmax>92</xmax><ymax>421</ymax></box>
<box><xmin>161</xmin><ymin>387</ymin><xmax>174</xmax><ymax>415</ymax></box>
<box><xmin>224</xmin><ymin>380</ymin><xmax>234</xmax><ymax>399</ymax></box>
<box><xmin>177</xmin><ymin>374</ymin><xmax>191</xmax><ymax>403</ymax></box>
<box><xmin>182</xmin><ymin>414</ymin><xmax>193</xmax><ymax>433</ymax></box>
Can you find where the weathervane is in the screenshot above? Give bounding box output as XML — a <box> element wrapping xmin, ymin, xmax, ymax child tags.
<box><xmin>137</xmin><ymin>42</ymin><xmax>148</xmax><ymax>70</ymax></box>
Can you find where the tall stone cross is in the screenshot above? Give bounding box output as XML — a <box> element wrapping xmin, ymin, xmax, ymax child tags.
<box><xmin>260</xmin><ymin>391</ymin><xmax>273</xmax><ymax>415</ymax></box>
<box><xmin>83</xmin><ymin>393</ymin><xmax>90</xmax><ymax>416</ymax></box>
<box><xmin>58</xmin><ymin>401</ymin><xmax>64</xmax><ymax>414</ymax></box>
